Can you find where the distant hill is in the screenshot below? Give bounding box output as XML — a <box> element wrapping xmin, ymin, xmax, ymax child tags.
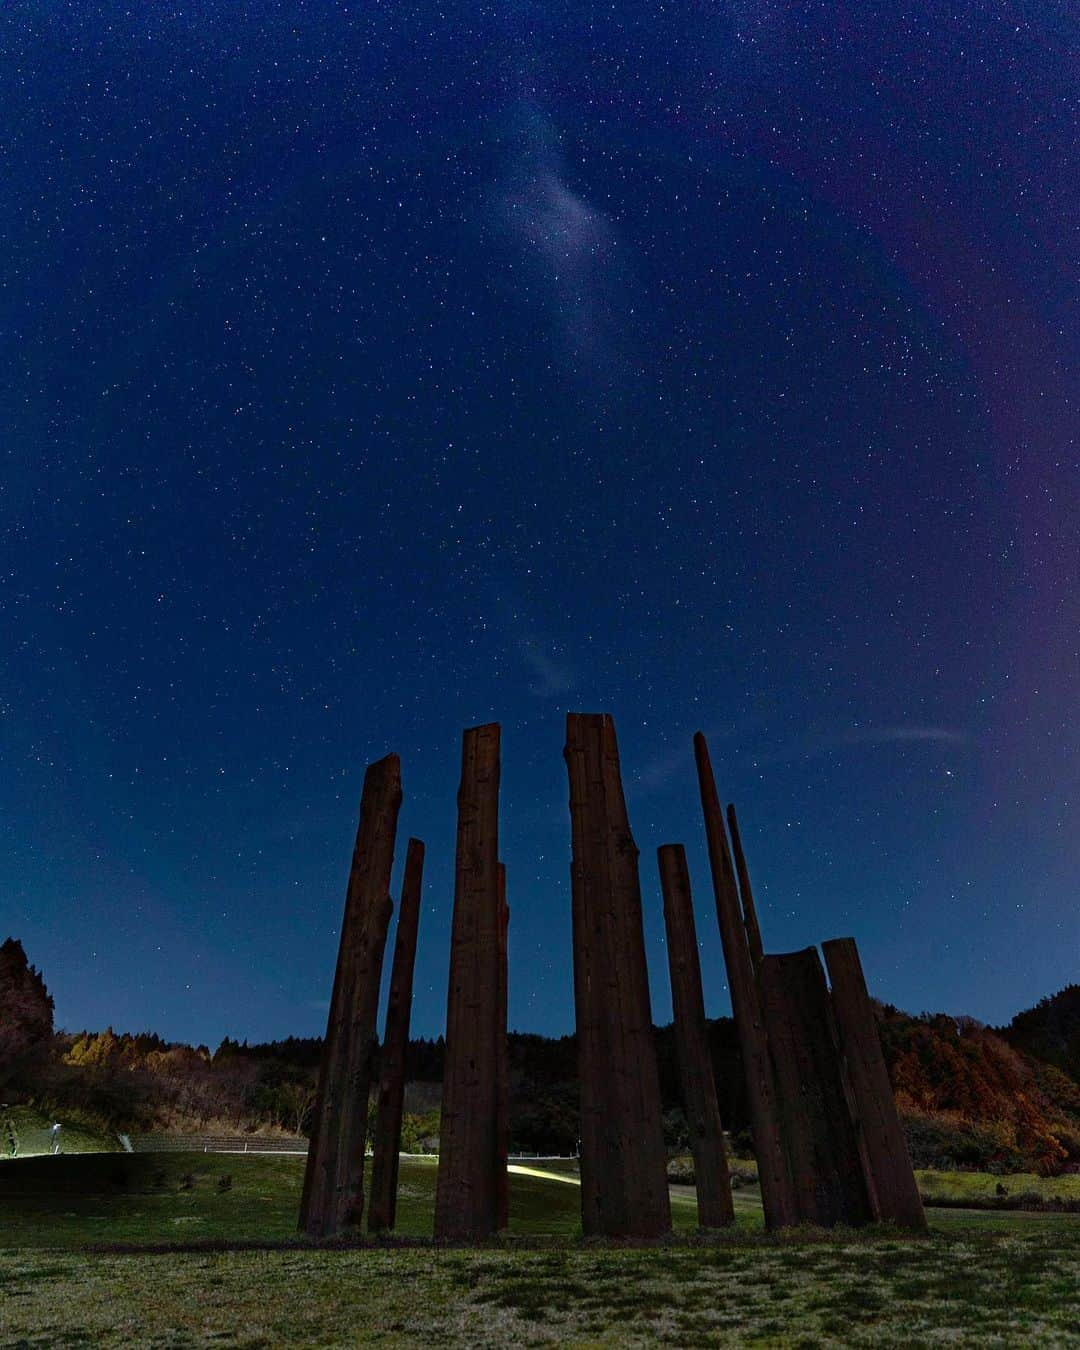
<box><xmin>4</xmin><ymin>936</ymin><xmax>1078</xmax><ymax>1172</ymax></box>
<box><xmin>1002</xmin><ymin>985</ymin><xmax>1080</xmax><ymax>1082</ymax></box>
<box><xmin>873</xmin><ymin>1002</ymin><xmax>1080</xmax><ymax>1173</ymax></box>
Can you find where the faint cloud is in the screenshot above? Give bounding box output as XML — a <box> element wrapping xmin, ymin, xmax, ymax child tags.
<box><xmin>520</xmin><ymin>636</ymin><xmax>575</xmax><ymax>699</ymax></box>
<box><xmin>490</xmin><ymin>580</ymin><xmax>577</xmax><ymax>700</ymax></box>
<box><xmin>634</xmin><ymin>741</ymin><xmax>695</xmax><ymax>792</ymax></box>
<box><xmin>633</xmin><ymin>722</ymin><xmax>752</xmax><ymax>794</ymax></box>
<box><xmin>836</xmin><ymin>726</ymin><xmax>970</xmax><ymax>747</ymax></box>
<box><xmin>775</xmin><ymin>725</ymin><xmax>973</xmax><ymax>763</ymax></box>
<box><xmin>630</xmin><ymin>721</ymin><xmax>969</xmax><ymax>784</ymax></box>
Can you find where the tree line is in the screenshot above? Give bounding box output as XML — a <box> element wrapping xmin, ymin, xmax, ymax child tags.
<box><xmin>2</xmin><ymin>937</ymin><xmax>1078</xmax><ymax>1173</ymax></box>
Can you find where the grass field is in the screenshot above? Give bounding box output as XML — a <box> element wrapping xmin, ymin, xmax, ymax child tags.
<box><xmin>1</xmin><ymin>1151</ymin><xmax>1078</xmax><ymax>1346</ymax></box>
<box><xmin>916</xmin><ymin>1168</ymin><xmax>1080</xmax><ymax>1208</ymax></box>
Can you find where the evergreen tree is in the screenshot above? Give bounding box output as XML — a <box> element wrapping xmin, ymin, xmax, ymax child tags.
<box><xmin>0</xmin><ymin>938</ymin><xmax>55</xmax><ymax>1072</ymax></box>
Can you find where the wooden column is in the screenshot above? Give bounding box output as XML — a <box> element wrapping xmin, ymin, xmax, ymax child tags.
<box><xmin>299</xmin><ymin>753</ymin><xmax>401</xmax><ymax>1237</ymax></box>
<box><xmin>368</xmin><ymin>837</ymin><xmax>425</xmax><ymax>1233</ymax></box>
<box><xmin>760</xmin><ymin>948</ymin><xmax>873</xmax><ymax>1227</ymax></box>
<box><xmin>823</xmin><ymin>937</ymin><xmax>927</xmax><ymax>1231</ymax></box>
<box><xmin>693</xmin><ymin>732</ymin><xmax>796</xmax><ymax>1230</ymax></box>
<box><xmin>726</xmin><ymin>804</ymin><xmax>765</xmax><ymax>974</ymax></box>
<box><xmin>565</xmin><ymin>713</ymin><xmax>671</xmax><ymax>1238</ymax></box>
<box><xmin>658</xmin><ymin>844</ymin><xmax>734</xmax><ymax>1228</ymax></box>
<box><xmin>569</xmin><ymin>740</ymin><xmax>604</xmax><ymax>1232</ymax></box>
<box><xmin>435</xmin><ymin>724</ymin><xmax>503</xmax><ymax>1238</ymax></box>
<box><xmin>495</xmin><ymin>862</ymin><xmax>510</xmax><ymax>1231</ymax></box>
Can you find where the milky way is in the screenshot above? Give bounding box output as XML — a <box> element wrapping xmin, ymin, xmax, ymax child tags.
<box><xmin>2</xmin><ymin>1</ymin><xmax>1075</xmax><ymax>1047</ymax></box>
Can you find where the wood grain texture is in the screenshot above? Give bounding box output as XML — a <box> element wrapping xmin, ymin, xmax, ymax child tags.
<box><xmin>368</xmin><ymin>836</ymin><xmax>425</xmax><ymax>1233</ymax></box>
<box><xmin>495</xmin><ymin>861</ymin><xmax>510</xmax><ymax>1232</ymax></box>
<box><xmin>693</xmin><ymin>732</ymin><xmax>796</xmax><ymax>1230</ymax></box>
<box><xmin>726</xmin><ymin>803</ymin><xmax>765</xmax><ymax>974</ymax></box>
<box><xmin>566</xmin><ymin>713</ymin><xmax>671</xmax><ymax>1237</ymax></box>
<box><xmin>299</xmin><ymin>754</ymin><xmax>401</xmax><ymax>1237</ymax></box>
<box><xmin>435</xmin><ymin>724</ymin><xmax>503</xmax><ymax>1238</ymax></box>
<box><xmin>658</xmin><ymin>843</ymin><xmax>734</xmax><ymax>1228</ymax></box>
<box><xmin>760</xmin><ymin>947</ymin><xmax>873</xmax><ymax>1228</ymax></box>
<box><xmin>823</xmin><ymin>937</ymin><xmax>927</xmax><ymax>1231</ymax></box>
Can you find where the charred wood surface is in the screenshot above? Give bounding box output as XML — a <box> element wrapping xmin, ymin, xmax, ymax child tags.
<box><xmin>760</xmin><ymin>947</ymin><xmax>873</xmax><ymax>1228</ymax></box>
<box><xmin>495</xmin><ymin>862</ymin><xmax>510</xmax><ymax>1232</ymax></box>
<box><xmin>823</xmin><ymin>937</ymin><xmax>927</xmax><ymax>1231</ymax></box>
<box><xmin>435</xmin><ymin>724</ymin><xmax>503</xmax><ymax>1238</ymax></box>
<box><xmin>693</xmin><ymin>732</ymin><xmax>796</xmax><ymax>1230</ymax></box>
<box><xmin>726</xmin><ymin>804</ymin><xmax>765</xmax><ymax>974</ymax></box>
<box><xmin>299</xmin><ymin>754</ymin><xmax>401</xmax><ymax>1237</ymax></box>
<box><xmin>658</xmin><ymin>843</ymin><xmax>734</xmax><ymax>1228</ymax></box>
<box><xmin>565</xmin><ymin>713</ymin><xmax>671</xmax><ymax>1237</ymax></box>
<box><xmin>368</xmin><ymin>837</ymin><xmax>425</xmax><ymax>1233</ymax></box>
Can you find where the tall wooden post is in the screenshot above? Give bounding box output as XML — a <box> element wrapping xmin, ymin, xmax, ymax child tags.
<box><xmin>299</xmin><ymin>754</ymin><xmax>401</xmax><ymax>1237</ymax></box>
<box><xmin>658</xmin><ymin>844</ymin><xmax>734</xmax><ymax>1228</ymax></box>
<box><xmin>495</xmin><ymin>862</ymin><xmax>510</xmax><ymax>1231</ymax></box>
<box><xmin>823</xmin><ymin>938</ymin><xmax>927</xmax><ymax>1231</ymax></box>
<box><xmin>726</xmin><ymin>804</ymin><xmax>765</xmax><ymax>974</ymax></box>
<box><xmin>693</xmin><ymin>732</ymin><xmax>796</xmax><ymax>1230</ymax></box>
<box><xmin>435</xmin><ymin>724</ymin><xmax>504</xmax><ymax>1238</ymax></box>
<box><xmin>569</xmin><ymin>742</ymin><xmax>603</xmax><ymax>1232</ymax></box>
<box><xmin>368</xmin><ymin>837</ymin><xmax>425</xmax><ymax>1233</ymax></box>
<box><xmin>760</xmin><ymin>948</ymin><xmax>872</xmax><ymax>1226</ymax></box>
<box><xmin>565</xmin><ymin>713</ymin><xmax>671</xmax><ymax>1237</ymax></box>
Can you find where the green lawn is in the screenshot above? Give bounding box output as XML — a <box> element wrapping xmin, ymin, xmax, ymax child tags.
<box><xmin>0</xmin><ymin>1151</ymin><xmax>706</xmax><ymax>1249</ymax></box>
<box><xmin>1</xmin><ymin>1152</ymin><xmax>1078</xmax><ymax>1346</ymax></box>
<box><xmin>917</xmin><ymin>1168</ymin><xmax>1080</xmax><ymax>1208</ymax></box>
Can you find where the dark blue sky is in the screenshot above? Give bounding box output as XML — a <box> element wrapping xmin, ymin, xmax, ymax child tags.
<box><xmin>2</xmin><ymin>1</ymin><xmax>1075</xmax><ymax>1048</ymax></box>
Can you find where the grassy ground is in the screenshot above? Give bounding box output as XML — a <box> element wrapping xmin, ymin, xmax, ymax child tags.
<box><xmin>1</xmin><ymin>1152</ymin><xmax>1078</xmax><ymax>1346</ymax></box>
<box><xmin>917</xmin><ymin>1169</ymin><xmax>1080</xmax><ymax>1208</ymax></box>
<box><xmin>2</xmin><ymin>1228</ymin><xmax>1079</xmax><ymax>1348</ymax></box>
<box><xmin>0</xmin><ymin>1152</ymin><xmax>710</xmax><ymax>1249</ymax></box>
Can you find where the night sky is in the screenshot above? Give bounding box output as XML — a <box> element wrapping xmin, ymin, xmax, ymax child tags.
<box><xmin>2</xmin><ymin>2</ymin><xmax>1076</xmax><ymax>1050</ymax></box>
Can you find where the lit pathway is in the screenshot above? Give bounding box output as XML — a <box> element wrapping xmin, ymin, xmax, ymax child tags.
<box><xmin>508</xmin><ymin>1165</ymin><xmax>702</xmax><ymax>1217</ymax></box>
<box><xmin>507</xmin><ymin>1164</ymin><xmax>580</xmax><ymax>1186</ymax></box>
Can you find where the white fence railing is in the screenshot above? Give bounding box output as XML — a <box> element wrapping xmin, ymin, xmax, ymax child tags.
<box><xmin>131</xmin><ymin>1134</ymin><xmax>309</xmax><ymax>1154</ymax></box>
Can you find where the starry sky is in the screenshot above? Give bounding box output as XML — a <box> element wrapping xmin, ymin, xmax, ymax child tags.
<box><xmin>2</xmin><ymin>1</ymin><xmax>1076</xmax><ymax>1050</ymax></box>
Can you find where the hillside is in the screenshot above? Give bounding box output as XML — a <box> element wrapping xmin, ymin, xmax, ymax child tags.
<box><xmin>3</xmin><ymin>1004</ymin><xmax>1075</xmax><ymax>1173</ymax></box>
<box><xmin>1002</xmin><ymin>984</ymin><xmax>1080</xmax><ymax>1081</ymax></box>
<box><xmin>874</xmin><ymin>1002</ymin><xmax>1080</xmax><ymax>1173</ymax></box>
<box><xmin>3</xmin><ymin>938</ymin><xmax>1077</xmax><ymax>1173</ymax></box>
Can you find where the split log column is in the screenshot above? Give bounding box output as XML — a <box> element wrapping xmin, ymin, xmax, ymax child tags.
<box><xmin>299</xmin><ymin>753</ymin><xmax>401</xmax><ymax>1237</ymax></box>
<box><xmin>495</xmin><ymin>862</ymin><xmax>510</xmax><ymax>1232</ymax></box>
<box><xmin>760</xmin><ymin>947</ymin><xmax>873</xmax><ymax>1227</ymax></box>
<box><xmin>823</xmin><ymin>937</ymin><xmax>926</xmax><ymax>1231</ymax></box>
<box><xmin>435</xmin><ymin>724</ymin><xmax>506</xmax><ymax>1238</ymax></box>
<box><xmin>566</xmin><ymin>713</ymin><xmax>671</xmax><ymax>1238</ymax></box>
<box><xmin>693</xmin><ymin>733</ymin><xmax>796</xmax><ymax>1230</ymax></box>
<box><xmin>658</xmin><ymin>844</ymin><xmax>734</xmax><ymax>1227</ymax></box>
<box><xmin>368</xmin><ymin>837</ymin><xmax>425</xmax><ymax>1233</ymax></box>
